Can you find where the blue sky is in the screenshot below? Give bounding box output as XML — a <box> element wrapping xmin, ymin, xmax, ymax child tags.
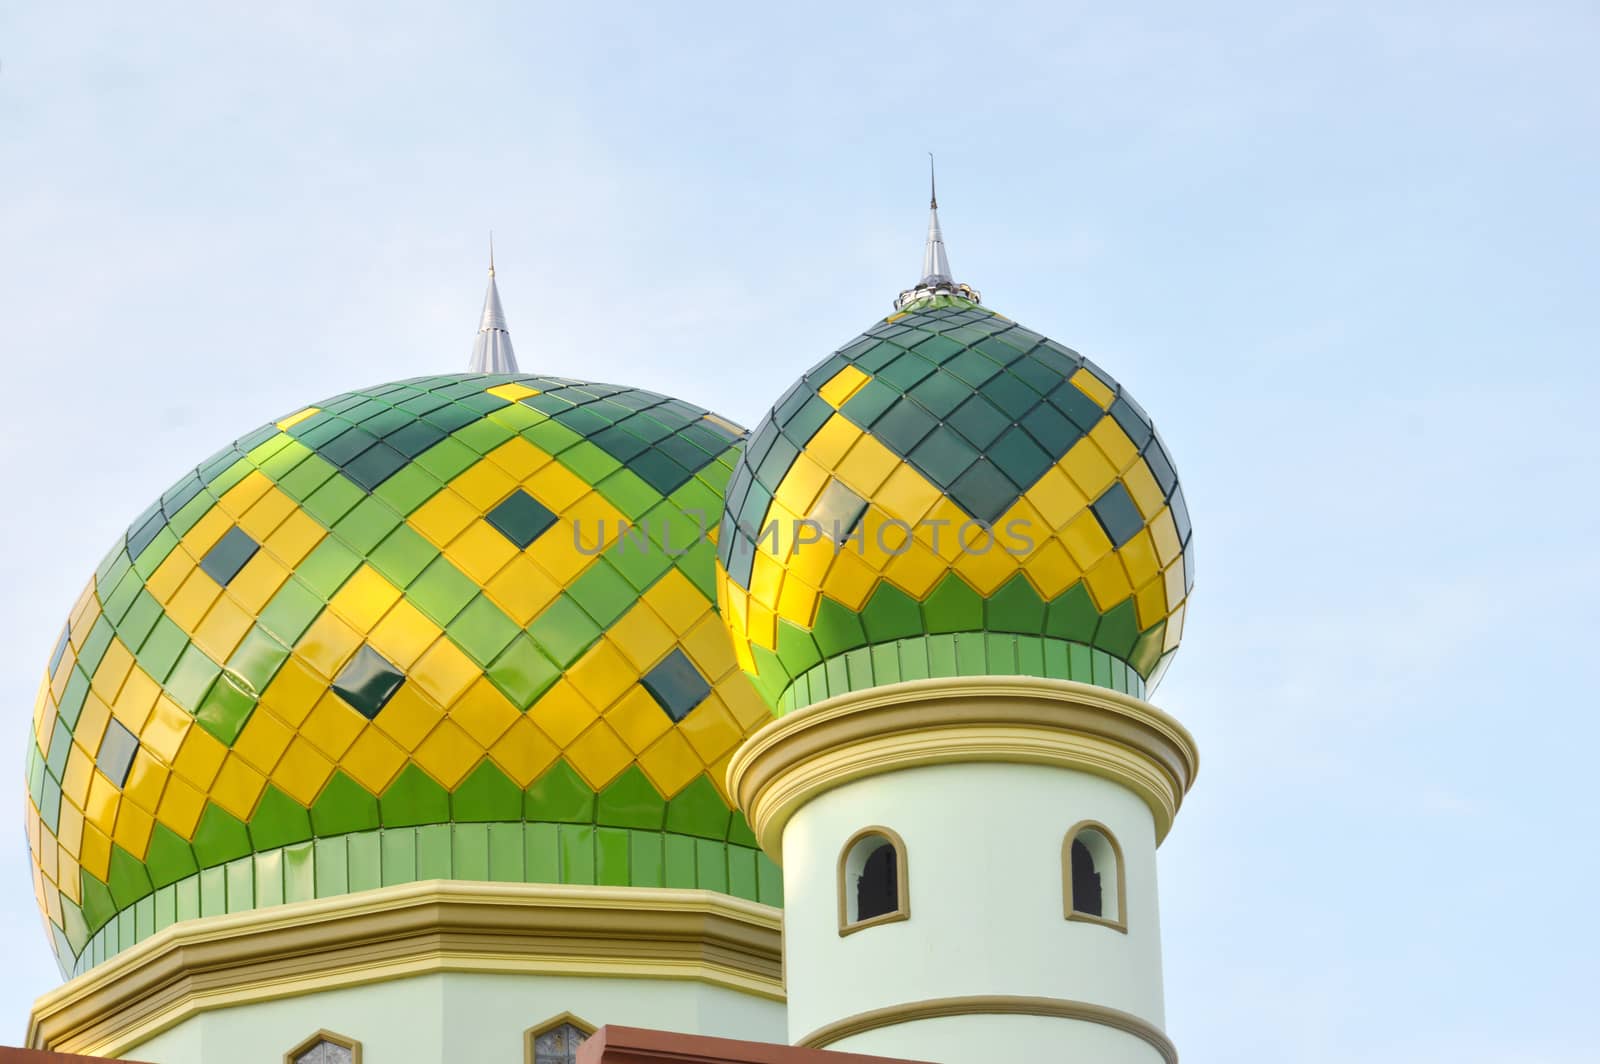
<box><xmin>2</xmin><ymin>2</ymin><xmax>1597</xmax><ymax>1059</ymax></box>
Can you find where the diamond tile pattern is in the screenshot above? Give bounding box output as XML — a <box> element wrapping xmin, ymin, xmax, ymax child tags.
<box><xmin>716</xmin><ymin>294</ymin><xmax>1193</xmax><ymax>715</ymax></box>
<box><xmin>23</xmin><ymin>373</ymin><xmax>780</xmax><ymax>981</ymax></box>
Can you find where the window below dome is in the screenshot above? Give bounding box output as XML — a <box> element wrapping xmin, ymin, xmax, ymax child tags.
<box><xmin>285</xmin><ymin>1029</ymin><xmax>360</xmax><ymax>1064</ymax></box>
<box><xmin>838</xmin><ymin>826</ymin><xmax>909</xmax><ymax>935</ymax></box>
<box><xmin>526</xmin><ymin>1013</ymin><xmax>596</xmax><ymax>1064</ymax></box>
<box><xmin>1063</xmin><ymin>821</ymin><xmax>1126</xmax><ymax>932</ymax></box>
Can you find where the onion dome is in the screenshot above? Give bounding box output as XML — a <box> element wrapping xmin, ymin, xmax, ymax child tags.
<box><xmin>715</xmin><ymin>190</ymin><xmax>1193</xmax><ymax>715</ymax></box>
<box><xmin>24</xmin><ymin>369</ymin><xmax>778</xmax><ymax>979</ymax></box>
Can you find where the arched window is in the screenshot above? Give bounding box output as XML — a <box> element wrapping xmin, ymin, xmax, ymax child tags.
<box><xmin>837</xmin><ymin>826</ymin><xmax>909</xmax><ymax>936</ymax></box>
<box><xmin>525</xmin><ymin>1012</ymin><xmax>596</xmax><ymax>1064</ymax></box>
<box><xmin>1063</xmin><ymin>821</ymin><xmax>1126</xmax><ymax>932</ymax></box>
<box><xmin>285</xmin><ymin>1030</ymin><xmax>360</xmax><ymax>1064</ymax></box>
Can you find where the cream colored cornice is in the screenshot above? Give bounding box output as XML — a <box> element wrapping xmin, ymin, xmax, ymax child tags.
<box><xmin>728</xmin><ymin>677</ymin><xmax>1199</xmax><ymax>859</ymax></box>
<box><xmin>28</xmin><ymin>880</ymin><xmax>784</xmax><ymax>1059</ymax></box>
<box><xmin>796</xmin><ymin>993</ymin><xmax>1178</xmax><ymax>1064</ymax></box>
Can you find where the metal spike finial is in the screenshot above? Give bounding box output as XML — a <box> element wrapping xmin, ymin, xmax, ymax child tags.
<box><xmin>895</xmin><ymin>157</ymin><xmax>979</xmax><ymax>310</ymax></box>
<box><xmin>469</xmin><ymin>239</ymin><xmax>519</xmax><ymax>373</ymax></box>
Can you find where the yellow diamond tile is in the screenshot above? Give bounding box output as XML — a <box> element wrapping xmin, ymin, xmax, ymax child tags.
<box><xmin>451</xmin><ymin>459</ymin><xmax>520</xmax><ymax>511</ymax></box>
<box><xmin>62</xmin><ymin>743</ymin><xmax>94</xmax><ymax>811</ymax></box>
<box><xmin>835</xmin><ymin>436</ymin><xmax>900</xmax><ymax>497</ymax></box>
<box><xmin>451</xmin><ymin>678</ymin><xmax>519</xmax><ymax>747</ymax></box>
<box><xmin>260</xmin><ymin>657</ymin><xmax>326</xmax><ymax>728</ymax></box>
<box><xmin>643</xmin><ymin>569</ymin><xmax>709</xmax><ymax>635</ymax></box>
<box><xmin>775</xmin><ymin>574</ymin><xmax>820</xmax><ymax>630</ymax></box>
<box><xmin>1089</xmin><ymin>418</ymin><xmax>1139</xmax><ymax>473</ymax></box>
<box><xmin>607</xmin><ymin>604</ymin><xmax>677</xmax><ymax>671</ymax></box>
<box><xmin>487</xmin><ymin>716</ymin><xmax>560</xmax><ymax>788</ymax></box>
<box><xmin>1163</xmin><ymin>560</ymin><xmax>1186</xmax><ymax>614</ymax></box>
<box><xmin>485</xmin><ymin>436</ymin><xmax>551</xmax><ymax>479</ymax></box>
<box><xmin>303</xmin><ymin>691</ymin><xmax>366</xmax><ymax>759</ymax></box>
<box><xmin>484</xmin><ymin>554</ymin><xmax>561</xmax><ymax>625</ymax></box>
<box><xmin>1060</xmin><ymin>510</ymin><xmax>1113</xmax><ymax>570</ymax></box>
<box><xmin>410</xmin><ymin>638</ymin><xmax>479</xmax><ymax>707</ymax></box>
<box><xmin>329</xmin><ymin>565</ymin><xmax>403</xmax><ymax>634</ymax></box>
<box><xmin>603</xmin><ymin>685</ymin><xmax>672</xmax><ymax>753</ymax></box>
<box><xmin>191</xmin><ymin>593</ymin><xmax>255</xmax><ymax>662</ymax></box>
<box><xmin>1123</xmin><ymin>461</ymin><xmax>1164</xmax><ymax>519</ymax></box>
<box><xmin>412</xmin><ymin>719</ymin><xmax>482</xmax><ymax>789</ymax></box>
<box><xmin>56</xmin><ymin>802</ymin><xmax>84</xmax><ymax>860</ymax></box>
<box><xmin>486</xmin><ymin>382</ymin><xmax>540</xmax><ymax>402</ymax></box>
<box><xmin>371</xmin><ymin>683</ymin><xmax>445</xmax><ymax>750</ymax></box>
<box><xmin>139</xmin><ymin>695</ymin><xmax>191</xmax><ymax>763</ymax></box>
<box><xmin>32</xmin><ymin>676</ymin><xmax>54</xmax><ymax>740</ymax></box>
<box><xmin>57</xmin><ymin>852</ymin><xmax>80</xmax><ymax>905</ymax></box>
<box><xmin>226</xmin><ymin>551</ymin><xmax>291</xmax><ymax>613</ymax></box>
<box><xmin>883</xmin><ymin>540</ymin><xmax>947</xmax><ymax>600</ymax></box>
<box><xmin>367</xmin><ymin>601</ymin><xmax>441</xmax><ymax>670</ymax></box>
<box><xmin>1119</xmin><ymin>529</ymin><xmax>1161</xmax><ymax>590</ymax></box>
<box><xmin>232</xmin><ymin>709</ymin><xmax>294</xmax><ymax>774</ymax></box>
<box><xmin>634</xmin><ymin>729</ymin><xmax>700</xmax><ymax>797</ymax></box>
<box><xmin>83</xmin><ymin>770</ymin><xmax>119</xmax><ymax>838</ymax></box>
<box><xmin>1022</xmin><ymin>539</ymin><xmax>1081</xmax><ymax>599</ymax></box>
<box><xmin>180</xmin><ymin>507</ymin><xmax>234</xmax><ymax>559</ymax></box>
<box><xmin>875</xmin><ymin>462</ymin><xmax>942</xmax><ymax>525</ymax></box>
<box><xmin>121</xmin><ymin>749</ymin><xmax>168</xmax><ymax>814</ymax></box>
<box><xmin>1149</xmin><ymin>507</ymin><xmax>1182</xmax><ymax>567</ymax></box>
<box><xmin>951</xmin><ymin>534</ymin><xmax>1019</xmax><ymax>596</ymax></box>
<box><xmin>90</xmin><ymin>640</ymin><xmax>134</xmax><ymax>703</ymax></box>
<box><xmin>239</xmin><ymin>487</ymin><xmax>297</xmax><ymax>542</ymax></box>
<box><xmin>1134</xmin><ymin>578</ymin><xmax>1168</xmax><ymax>631</ymax></box>
<box><xmin>821</xmin><ymin>547</ymin><xmax>880</xmax><ymax>610</ymax></box>
<box><xmin>295</xmin><ymin>610</ymin><xmax>363</xmax><ymax>680</ymax></box>
<box><xmin>818</xmin><ymin>364</ymin><xmax>871</xmax><ymax>408</ymax></box>
<box><xmin>1061</xmin><ymin>438</ymin><xmax>1117</xmax><ymax>500</ymax></box>
<box><xmin>276</xmin><ymin>406</ymin><xmax>320</xmax><ymax>430</ymax></box>
<box><xmin>527</xmin><ymin>521</ymin><xmax>595</xmax><ymax>586</ymax></box>
<box><xmin>1027</xmin><ymin>465</ymin><xmax>1089</xmax><ymax>530</ymax></box>
<box><xmin>1164</xmin><ymin>603</ymin><xmax>1186</xmax><ymax>650</ymax></box>
<box><xmin>805</xmin><ymin>414</ymin><xmax>862</xmax><ymax>470</ymax></box>
<box><xmin>340</xmin><ymin>725</ymin><xmax>408</xmax><ymax>793</ymax></box>
<box><xmin>719</xmin><ymin>677</ymin><xmax>771</xmax><ymax>731</ymax></box>
<box><xmin>275</xmin><ymin>737</ymin><xmax>337</xmax><ymax>805</ymax></box>
<box><xmin>75</xmin><ymin>691</ymin><xmax>112</xmax><ymax>754</ymax></box>
<box><xmin>913</xmin><ymin>498</ymin><xmax>969</xmax><ymax>563</ymax></box>
<box><xmin>681</xmin><ymin>615</ymin><xmax>738</xmax><ymax>683</ymax></box>
<box><xmin>1070</xmin><ymin>367</ymin><xmax>1115</xmax><ymax>409</ymax></box>
<box><xmin>1083</xmin><ymin>554</ymin><xmax>1133</xmax><ymax>611</ymax></box>
<box><xmin>68</xmin><ymin>579</ymin><xmax>98</xmax><ymax>631</ymax></box>
<box><xmin>263</xmin><ymin>509</ymin><xmax>327</xmax><ymax>568</ymax></box>
<box><xmin>678</xmin><ymin>696</ymin><xmax>742</xmax><ymax>763</ymax></box>
<box><xmin>171</xmin><ymin>727</ymin><xmax>227</xmax><ymax>790</ymax></box>
<box><xmin>166</xmin><ymin>567</ymin><xmax>223</xmax><ymax>632</ymax></box>
<box><xmin>410</xmin><ymin>489</ymin><xmax>480</xmax><ymax>549</ymax></box>
<box><xmin>526</xmin><ymin>460</ymin><xmax>592</xmax><ymax>512</ymax></box>
<box><xmin>446</xmin><ymin>521</ymin><xmax>519</xmax><ymax>585</ymax></box>
<box><xmin>78</xmin><ymin>823</ymin><xmax>111</xmax><ymax>881</ymax></box>
<box><xmin>565</xmin><ymin>721</ymin><xmax>632</xmax><ymax>790</ymax></box>
<box><xmin>567</xmin><ymin>638</ymin><xmax>638</xmax><ymax>711</ymax></box>
<box><xmin>748</xmin><ymin>549</ymin><xmax>785</xmax><ymax>611</ymax></box>
<box><xmin>219</xmin><ymin>470</ymin><xmax>274</xmax><ymax>518</ymax></box>
<box><xmin>529</xmin><ymin>679</ymin><xmax>598</xmax><ymax>747</ymax></box>
<box><xmin>210</xmin><ymin>755</ymin><xmax>266</xmax><ymax>820</ymax></box>
<box><xmin>112</xmin><ymin>801</ymin><xmax>154</xmax><ymax>860</ymax></box>
<box><xmin>772</xmin><ymin>453</ymin><xmax>830</xmax><ymax>518</ymax></box>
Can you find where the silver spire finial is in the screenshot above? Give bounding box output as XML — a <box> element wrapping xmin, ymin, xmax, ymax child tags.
<box><xmin>896</xmin><ymin>156</ymin><xmax>980</xmax><ymax>310</ymax></box>
<box><xmin>469</xmin><ymin>239</ymin><xmax>519</xmax><ymax>373</ymax></box>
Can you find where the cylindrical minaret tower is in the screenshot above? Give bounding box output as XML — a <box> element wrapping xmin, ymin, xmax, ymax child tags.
<box><xmin>715</xmin><ymin>181</ymin><xmax>1198</xmax><ymax>1063</ymax></box>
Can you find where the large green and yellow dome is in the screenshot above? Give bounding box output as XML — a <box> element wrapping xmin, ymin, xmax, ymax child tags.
<box><xmin>715</xmin><ymin>290</ymin><xmax>1193</xmax><ymax>715</ymax></box>
<box><xmin>24</xmin><ymin>372</ymin><xmax>779</xmax><ymax>978</ymax></box>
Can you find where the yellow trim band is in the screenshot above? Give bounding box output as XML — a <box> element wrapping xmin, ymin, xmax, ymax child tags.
<box><xmin>28</xmin><ymin>880</ymin><xmax>784</xmax><ymax>1058</ymax></box>
<box><xmin>796</xmin><ymin>994</ymin><xmax>1177</xmax><ymax>1063</ymax></box>
<box><xmin>728</xmin><ymin>676</ymin><xmax>1199</xmax><ymax>859</ymax></box>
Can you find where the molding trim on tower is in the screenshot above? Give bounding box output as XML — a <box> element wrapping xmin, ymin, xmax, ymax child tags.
<box><xmin>794</xmin><ymin>994</ymin><xmax>1178</xmax><ymax>1064</ymax></box>
<box><xmin>727</xmin><ymin>677</ymin><xmax>1200</xmax><ymax>859</ymax></box>
<box><xmin>28</xmin><ymin>881</ymin><xmax>785</xmax><ymax>1059</ymax></box>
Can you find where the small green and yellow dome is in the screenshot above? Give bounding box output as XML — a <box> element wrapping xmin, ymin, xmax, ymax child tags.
<box><xmin>715</xmin><ymin>293</ymin><xmax>1193</xmax><ymax>714</ymax></box>
<box><xmin>25</xmin><ymin>372</ymin><xmax>778</xmax><ymax>978</ymax></box>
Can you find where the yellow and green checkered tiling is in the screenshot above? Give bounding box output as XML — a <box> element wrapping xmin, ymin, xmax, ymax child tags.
<box><xmin>24</xmin><ymin>374</ymin><xmax>778</xmax><ymax>979</ymax></box>
<box><xmin>715</xmin><ymin>295</ymin><xmax>1194</xmax><ymax>714</ymax></box>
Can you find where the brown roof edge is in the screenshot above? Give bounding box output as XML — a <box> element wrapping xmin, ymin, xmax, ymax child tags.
<box><xmin>576</xmin><ymin>1026</ymin><xmax>933</xmax><ymax>1064</ymax></box>
<box><xmin>1</xmin><ymin>1049</ymin><xmax>144</xmax><ymax>1064</ymax></box>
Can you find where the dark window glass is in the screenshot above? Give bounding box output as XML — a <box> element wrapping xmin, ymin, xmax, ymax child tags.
<box><xmin>1071</xmin><ymin>838</ymin><xmax>1103</xmax><ymax>917</ymax></box>
<box><xmin>857</xmin><ymin>843</ymin><xmax>898</xmax><ymax>921</ymax></box>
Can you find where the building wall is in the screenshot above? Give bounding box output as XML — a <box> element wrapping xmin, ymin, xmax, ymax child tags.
<box><xmin>128</xmin><ymin>972</ymin><xmax>786</xmax><ymax>1064</ymax></box>
<box><xmin>780</xmin><ymin>761</ymin><xmax>1167</xmax><ymax>1061</ymax></box>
